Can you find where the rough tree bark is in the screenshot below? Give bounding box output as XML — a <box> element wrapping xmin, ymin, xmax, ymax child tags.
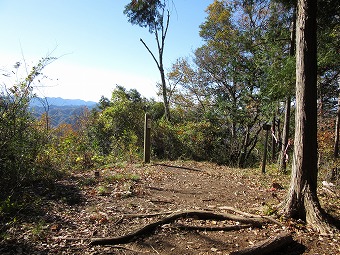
<box><xmin>281</xmin><ymin>0</ymin><xmax>333</xmax><ymax>234</ymax></box>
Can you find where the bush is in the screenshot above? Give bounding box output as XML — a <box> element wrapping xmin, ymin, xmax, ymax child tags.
<box><xmin>0</xmin><ymin>57</ymin><xmax>58</xmax><ymax>197</ymax></box>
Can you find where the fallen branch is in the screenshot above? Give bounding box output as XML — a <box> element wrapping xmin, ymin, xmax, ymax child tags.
<box><xmin>230</xmin><ymin>231</ymin><xmax>294</xmax><ymax>255</ymax></box>
<box><xmin>90</xmin><ymin>210</ymin><xmax>268</xmax><ymax>246</ymax></box>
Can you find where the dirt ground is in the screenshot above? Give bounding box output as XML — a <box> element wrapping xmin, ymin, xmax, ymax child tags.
<box><xmin>0</xmin><ymin>161</ymin><xmax>339</xmax><ymax>254</ymax></box>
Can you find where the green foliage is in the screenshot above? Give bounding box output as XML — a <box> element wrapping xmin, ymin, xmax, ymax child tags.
<box><xmin>0</xmin><ymin>57</ymin><xmax>57</xmax><ymax>196</ymax></box>
<box><xmin>97</xmin><ymin>185</ymin><xmax>108</xmax><ymax>196</ymax></box>
<box><xmin>0</xmin><ymin>196</ymin><xmax>20</xmax><ymax>216</ymax></box>
<box><xmin>151</xmin><ymin>115</ymin><xmax>260</xmax><ymax>166</ymax></box>
<box><xmin>124</xmin><ymin>0</ymin><xmax>165</xmax><ymax>33</ymax></box>
<box><xmin>104</xmin><ymin>173</ymin><xmax>140</xmax><ymax>183</ymax></box>
<box><xmin>31</xmin><ymin>220</ymin><xmax>47</xmax><ymax>239</ymax></box>
<box><xmin>0</xmin><ymin>0</ymin><xmax>337</xmax><ymax>201</ymax></box>
<box><xmin>166</xmin><ymin>0</ymin><xmax>287</xmax><ymax>167</ymax></box>
<box><xmin>263</xmin><ymin>204</ymin><xmax>277</xmax><ymax>216</ymax></box>
<box><xmin>317</xmin><ymin>0</ymin><xmax>340</xmax><ymax>114</ymax></box>
<box><xmin>87</xmin><ymin>86</ymin><xmax>146</xmax><ymax>163</ymax></box>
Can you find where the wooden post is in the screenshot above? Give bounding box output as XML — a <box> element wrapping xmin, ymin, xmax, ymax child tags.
<box><xmin>262</xmin><ymin>124</ymin><xmax>271</xmax><ymax>174</ymax></box>
<box><xmin>144</xmin><ymin>113</ymin><xmax>151</xmax><ymax>163</ymax></box>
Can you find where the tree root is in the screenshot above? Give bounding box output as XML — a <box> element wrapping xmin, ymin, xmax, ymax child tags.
<box><xmin>219</xmin><ymin>206</ymin><xmax>284</xmax><ymax>226</ymax></box>
<box><xmin>278</xmin><ymin>184</ymin><xmax>338</xmax><ymax>235</ymax></box>
<box><xmin>89</xmin><ymin>210</ymin><xmax>270</xmax><ymax>246</ymax></box>
<box><xmin>174</xmin><ymin>223</ymin><xmax>253</xmax><ymax>231</ymax></box>
<box><xmin>230</xmin><ymin>231</ymin><xmax>294</xmax><ymax>255</ymax></box>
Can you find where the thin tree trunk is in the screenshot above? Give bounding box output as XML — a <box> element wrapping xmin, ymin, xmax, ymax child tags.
<box><xmin>238</xmin><ymin>127</ymin><xmax>250</xmax><ymax>168</ymax></box>
<box><xmin>282</xmin><ymin>0</ymin><xmax>333</xmax><ymax>234</ymax></box>
<box><xmin>271</xmin><ymin>114</ymin><xmax>276</xmax><ymax>162</ymax></box>
<box><xmin>279</xmin><ymin>96</ymin><xmax>291</xmax><ymax>172</ymax></box>
<box><xmin>160</xmin><ymin>64</ymin><xmax>171</xmax><ymax>121</ymax></box>
<box><xmin>279</xmin><ymin>9</ymin><xmax>296</xmax><ymax>173</ymax></box>
<box><xmin>139</xmin><ymin>9</ymin><xmax>171</xmax><ymax>121</ymax></box>
<box><xmin>334</xmin><ymin>94</ymin><xmax>340</xmax><ymax>158</ymax></box>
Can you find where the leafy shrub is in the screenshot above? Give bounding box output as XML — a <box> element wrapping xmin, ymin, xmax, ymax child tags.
<box><xmin>0</xmin><ymin>57</ymin><xmax>58</xmax><ymax>196</ymax></box>
<box><xmin>87</xmin><ymin>86</ymin><xmax>146</xmax><ymax>164</ymax></box>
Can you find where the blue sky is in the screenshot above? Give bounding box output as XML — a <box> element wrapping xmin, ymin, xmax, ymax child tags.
<box><xmin>0</xmin><ymin>0</ymin><xmax>212</xmax><ymax>102</ymax></box>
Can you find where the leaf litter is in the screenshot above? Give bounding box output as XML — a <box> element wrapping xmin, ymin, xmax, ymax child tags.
<box><xmin>0</xmin><ymin>161</ymin><xmax>339</xmax><ymax>254</ymax></box>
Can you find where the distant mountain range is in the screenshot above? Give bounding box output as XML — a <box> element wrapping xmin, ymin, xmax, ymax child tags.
<box><xmin>30</xmin><ymin>97</ymin><xmax>97</xmax><ymax>107</ymax></box>
<box><xmin>29</xmin><ymin>97</ymin><xmax>98</xmax><ymax>127</ymax></box>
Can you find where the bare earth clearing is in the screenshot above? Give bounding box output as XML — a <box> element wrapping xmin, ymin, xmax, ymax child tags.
<box><xmin>1</xmin><ymin>161</ymin><xmax>339</xmax><ymax>254</ymax></box>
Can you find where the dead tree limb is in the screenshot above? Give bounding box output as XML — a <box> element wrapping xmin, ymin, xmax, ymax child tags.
<box><xmin>89</xmin><ymin>210</ymin><xmax>268</xmax><ymax>246</ymax></box>
<box><xmin>230</xmin><ymin>231</ymin><xmax>294</xmax><ymax>255</ymax></box>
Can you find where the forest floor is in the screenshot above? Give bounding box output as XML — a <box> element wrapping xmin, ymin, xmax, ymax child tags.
<box><xmin>0</xmin><ymin>161</ymin><xmax>339</xmax><ymax>254</ymax></box>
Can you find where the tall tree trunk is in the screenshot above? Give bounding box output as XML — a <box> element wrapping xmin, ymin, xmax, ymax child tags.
<box><xmin>158</xmin><ymin>9</ymin><xmax>171</xmax><ymax>121</ymax></box>
<box><xmin>334</xmin><ymin>92</ymin><xmax>340</xmax><ymax>158</ymax></box>
<box><xmin>282</xmin><ymin>0</ymin><xmax>332</xmax><ymax>234</ymax></box>
<box><xmin>139</xmin><ymin>8</ymin><xmax>171</xmax><ymax>121</ymax></box>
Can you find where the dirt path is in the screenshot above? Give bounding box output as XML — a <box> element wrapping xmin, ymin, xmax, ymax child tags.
<box><xmin>0</xmin><ymin>161</ymin><xmax>339</xmax><ymax>254</ymax></box>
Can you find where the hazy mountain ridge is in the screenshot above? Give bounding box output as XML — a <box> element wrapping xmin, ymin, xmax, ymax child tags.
<box><xmin>30</xmin><ymin>97</ymin><xmax>98</xmax><ymax>127</ymax></box>
<box><xmin>30</xmin><ymin>97</ymin><xmax>97</xmax><ymax>107</ymax></box>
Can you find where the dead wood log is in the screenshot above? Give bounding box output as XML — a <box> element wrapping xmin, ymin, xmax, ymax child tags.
<box><xmin>230</xmin><ymin>231</ymin><xmax>294</xmax><ymax>255</ymax></box>
<box><xmin>89</xmin><ymin>210</ymin><xmax>268</xmax><ymax>246</ymax></box>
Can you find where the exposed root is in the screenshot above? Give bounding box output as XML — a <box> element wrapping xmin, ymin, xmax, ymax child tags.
<box><xmin>303</xmin><ymin>187</ymin><xmax>338</xmax><ymax>235</ymax></box>
<box><xmin>277</xmin><ymin>184</ymin><xmax>339</xmax><ymax>235</ymax></box>
<box><xmin>89</xmin><ymin>210</ymin><xmax>270</xmax><ymax>246</ymax></box>
<box><xmin>174</xmin><ymin>223</ymin><xmax>253</xmax><ymax>231</ymax></box>
<box><xmin>219</xmin><ymin>206</ymin><xmax>283</xmax><ymax>226</ymax></box>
